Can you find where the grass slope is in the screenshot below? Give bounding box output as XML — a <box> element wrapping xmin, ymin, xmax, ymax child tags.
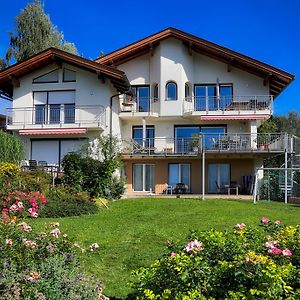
<box><xmin>33</xmin><ymin>198</ymin><xmax>300</xmax><ymax>298</ymax></box>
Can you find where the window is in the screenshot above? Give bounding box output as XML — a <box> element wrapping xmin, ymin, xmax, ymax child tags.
<box><xmin>63</xmin><ymin>68</ymin><xmax>76</xmax><ymax>82</ymax></box>
<box><xmin>132</xmin><ymin>85</ymin><xmax>150</xmax><ymax>112</ymax></box>
<box><xmin>153</xmin><ymin>84</ymin><xmax>159</xmax><ymax>101</ymax></box>
<box><xmin>175</xmin><ymin>126</ymin><xmax>200</xmax><ymax>153</ymax></box>
<box><xmin>33</xmin><ymin>69</ymin><xmax>59</xmax><ymax>83</ymax></box>
<box><xmin>194</xmin><ymin>84</ymin><xmax>233</xmax><ymax>111</ymax></box>
<box><xmin>133</xmin><ymin>126</ymin><xmax>154</xmax><ymax>147</ymax></box>
<box><xmin>166</xmin><ymin>82</ymin><xmax>177</xmax><ymax>100</ymax></box>
<box><xmin>185</xmin><ymin>83</ymin><xmax>190</xmax><ymax>98</ymax></box>
<box><xmin>201</xmin><ymin>127</ymin><xmax>226</xmax><ymax>149</ymax></box>
<box><xmin>208</xmin><ymin>163</ymin><xmax>230</xmax><ymax>193</ymax></box>
<box><xmin>33</xmin><ymin>90</ymin><xmax>75</xmax><ymax>124</ymax></box>
<box><xmin>168</xmin><ymin>164</ymin><xmax>190</xmax><ymax>191</ymax></box>
<box><xmin>133</xmin><ymin>164</ymin><xmax>155</xmax><ymax>192</ymax></box>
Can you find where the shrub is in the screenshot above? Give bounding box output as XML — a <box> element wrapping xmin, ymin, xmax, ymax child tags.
<box><xmin>0</xmin><ymin>191</ymin><xmax>47</xmax><ymax>218</ymax></box>
<box><xmin>0</xmin><ymin>170</ymin><xmax>51</xmax><ymax>196</ymax></box>
<box><xmin>0</xmin><ymin>130</ymin><xmax>24</xmax><ymax>164</ymax></box>
<box><xmin>0</xmin><ymin>218</ymin><xmax>103</xmax><ymax>299</ymax></box>
<box><xmin>0</xmin><ymin>162</ymin><xmax>20</xmax><ymax>178</ymax></box>
<box><xmin>39</xmin><ymin>186</ymin><xmax>98</xmax><ymax>218</ymax></box>
<box><xmin>133</xmin><ymin>219</ymin><xmax>300</xmax><ymax>299</ymax></box>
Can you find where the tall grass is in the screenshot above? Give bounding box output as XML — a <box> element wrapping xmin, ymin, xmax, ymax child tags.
<box><xmin>0</xmin><ymin>130</ymin><xmax>24</xmax><ymax>164</ymax></box>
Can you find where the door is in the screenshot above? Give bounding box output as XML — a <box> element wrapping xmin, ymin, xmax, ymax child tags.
<box><xmin>208</xmin><ymin>163</ymin><xmax>230</xmax><ymax>193</ymax></box>
<box><xmin>132</xmin><ymin>86</ymin><xmax>150</xmax><ymax>112</ymax></box>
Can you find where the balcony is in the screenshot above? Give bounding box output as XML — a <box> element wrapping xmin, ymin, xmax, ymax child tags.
<box><xmin>122</xmin><ymin>133</ymin><xmax>290</xmax><ymax>156</ymax></box>
<box><xmin>119</xmin><ymin>96</ymin><xmax>159</xmax><ymax>119</ymax></box>
<box><xmin>183</xmin><ymin>95</ymin><xmax>273</xmax><ymax>118</ymax></box>
<box><xmin>6</xmin><ymin>105</ymin><xmax>106</xmax><ymax>130</ymax></box>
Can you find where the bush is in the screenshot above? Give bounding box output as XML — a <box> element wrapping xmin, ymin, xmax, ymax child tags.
<box><xmin>39</xmin><ymin>186</ymin><xmax>99</xmax><ymax>218</ymax></box>
<box><xmin>0</xmin><ymin>162</ymin><xmax>20</xmax><ymax>178</ymax></box>
<box><xmin>133</xmin><ymin>219</ymin><xmax>300</xmax><ymax>299</ymax></box>
<box><xmin>0</xmin><ymin>218</ymin><xmax>103</xmax><ymax>299</ymax></box>
<box><xmin>62</xmin><ymin>135</ymin><xmax>125</xmax><ymax>199</ymax></box>
<box><xmin>0</xmin><ymin>170</ymin><xmax>51</xmax><ymax>196</ymax></box>
<box><xmin>0</xmin><ymin>130</ymin><xmax>24</xmax><ymax>164</ymax></box>
<box><xmin>0</xmin><ymin>191</ymin><xmax>47</xmax><ymax>218</ymax></box>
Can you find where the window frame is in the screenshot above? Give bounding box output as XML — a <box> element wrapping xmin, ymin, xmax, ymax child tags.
<box><xmin>32</xmin><ymin>69</ymin><xmax>59</xmax><ymax>84</ymax></box>
<box><xmin>63</xmin><ymin>68</ymin><xmax>76</xmax><ymax>83</ymax></box>
<box><xmin>132</xmin><ymin>163</ymin><xmax>155</xmax><ymax>192</ymax></box>
<box><xmin>168</xmin><ymin>163</ymin><xmax>191</xmax><ymax>191</ymax></box>
<box><xmin>165</xmin><ymin>81</ymin><xmax>177</xmax><ymax>101</ymax></box>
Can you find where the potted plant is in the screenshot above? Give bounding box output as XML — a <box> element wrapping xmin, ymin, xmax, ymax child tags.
<box><xmin>189</xmin><ymin>134</ymin><xmax>200</xmax><ymax>153</ymax></box>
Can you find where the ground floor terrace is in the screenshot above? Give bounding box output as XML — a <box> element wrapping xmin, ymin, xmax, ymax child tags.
<box><xmin>122</xmin><ymin>154</ymin><xmax>265</xmax><ymax>196</ymax></box>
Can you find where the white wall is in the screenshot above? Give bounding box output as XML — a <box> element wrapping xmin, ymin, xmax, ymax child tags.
<box><xmin>117</xmin><ymin>37</ymin><xmax>269</xmax><ymax>119</ymax></box>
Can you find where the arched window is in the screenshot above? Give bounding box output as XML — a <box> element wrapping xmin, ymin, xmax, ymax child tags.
<box><xmin>166</xmin><ymin>82</ymin><xmax>177</xmax><ymax>100</ymax></box>
<box><xmin>185</xmin><ymin>83</ymin><xmax>190</xmax><ymax>98</ymax></box>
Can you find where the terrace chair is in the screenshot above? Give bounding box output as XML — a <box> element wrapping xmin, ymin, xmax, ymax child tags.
<box><xmin>28</xmin><ymin>160</ymin><xmax>37</xmax><ymax>171</ymax></box>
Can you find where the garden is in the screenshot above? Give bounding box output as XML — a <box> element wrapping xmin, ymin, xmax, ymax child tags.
<box><xmin>1</xmin><ymin>131</ymin><xmax>300</xmax><ymax>299</ymax></box>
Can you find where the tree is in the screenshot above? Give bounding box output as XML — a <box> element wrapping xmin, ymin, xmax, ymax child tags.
<box><xmin>6</xmin><ymin>0</ymin><xmax>77</xmax><ymax>63</ymax></box>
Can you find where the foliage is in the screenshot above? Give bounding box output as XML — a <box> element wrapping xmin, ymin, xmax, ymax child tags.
<box><xmin>5</xmin><ymin>0</ymin><xmax>77</xmax><ymax>64</ymax></box>
<box><xmin>0</xmin><ymin>169</ymin><xmax>51</xmax><ymax>196</ymax></box>
<box><xmin>0</xmin><ymin>131</ymin><xmax>23</xmax><ymax>164</ymax></box>
<box><xmin>133</xmin><ymin>218</ymin><xmax>300</xmax><ymax>299</ymax></box>
<box><xmin>62</xmin><ymin>134</ymin><xmax>125</xmax><ymax>198</ymax></box>
<box><xmin>0</xmin><ymin>219</ymin><xmax>102</xmax><ymax>299</ymax></box>
<box><xmin>39</xmin><ymin>186</ymin><xmax>98</xmax><ymax>218</ymax></box>
<box><xmin>32</xmin><ymin>198</ymin><xmax>300</xmax><ymax>298</ymax></box>
<box><xmin>0</xmin><ymin>191</ymin><xmax>46</xmax><ymax>218</ymax></box>
<box><xmin>0</xmin><ymin>162</ymin><xmax>20</xmax><ymax>178</ymax></box>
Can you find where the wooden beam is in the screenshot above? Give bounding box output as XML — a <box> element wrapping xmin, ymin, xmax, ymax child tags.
<box><xmin>227</xmin><ymin>58</ymin><xmax>234</xmax><ymax>72</ymax></box>
<box><xmin>8</xmin><ymin>76</ymin><xmax>20</xmax><ymax>88</ymax></box>
<box><xmin>263</xmin><ymin>73</ymin><xmax>272</xmax><ymax>86</ymax></box>
<box><xmin>51</xmin><ymin>55</ymin><xmax>62</xmax><ymax>68</ymax></box>
<box><xmin>188</xmin><ymin>41</ymin><xmax>193</xmax><ymax>56</ymax></box>
<box><xmin>97</xmin><ymin>72</ymin><xmax>106</xmax><ymax>83</ymax></box>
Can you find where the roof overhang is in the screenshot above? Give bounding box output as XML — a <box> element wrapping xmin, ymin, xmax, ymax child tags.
<box><xmin>96</xmin><ymin>27</ymin><xmax>294</xmax><ymax>98</ymax></box>
<box><xmin>0</xmin><ymin>48</ymin><xmax>130</xmax><ymax>97</ymax></box>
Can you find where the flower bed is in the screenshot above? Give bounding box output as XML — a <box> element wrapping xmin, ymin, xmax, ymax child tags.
<box><xmin>0</xmin><ymin>216</ymin><xmax>105</xmax><ymax>299</ymax></box>
<box><xmin>133</xmin><ymin>218</ymin><xmax>300</xmax><ymax>299</ymax></box>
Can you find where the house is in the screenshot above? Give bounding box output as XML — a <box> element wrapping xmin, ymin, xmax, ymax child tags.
<box><xmin>0</xmin><ymin>28</ymin><xmax>295</xmax><ymax>196</ymax></box>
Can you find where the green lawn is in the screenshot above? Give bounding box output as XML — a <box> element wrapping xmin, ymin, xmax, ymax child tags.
<box><xmin>32</xmin><ymin>198</ymin><xmax>300</xmax><ymax>299</ymax></box>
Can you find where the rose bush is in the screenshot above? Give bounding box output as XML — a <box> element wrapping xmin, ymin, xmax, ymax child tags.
<box><xmin>0</xmin><ymin>216</ymin><xmax>104</xmax><ymax>300</ymax></box>
<box><xmin>133</xmin><ymin>218</ymin><xmax>300</xmax><ymax>299</ymax></box>
<box><xmin>0</xmin><ymin>191</ymin><xmax>47</xmax><ymax>218</ymax></box>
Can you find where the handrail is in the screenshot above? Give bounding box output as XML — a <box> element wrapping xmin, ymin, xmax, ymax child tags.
<box><xmin>120</xmin><ymin>96</ymin><xmax>159</xmax><ymax>114</ymax></box>
<box><xmin>183</xmin><ymin>95</ymin><xmax>273</xmax><ymax>113</ymax></box>
<box><xmin>122</xmin><ymin>133</ymin><xmax>288</xmax><ymax>155</ymax></box>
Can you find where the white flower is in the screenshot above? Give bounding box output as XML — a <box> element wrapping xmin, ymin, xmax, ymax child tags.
<box><xmin>184</xmin><ymin>239</ymin><xmax>203</xmax><ymax>253</ymax></box>
<box><xmin>90</xmin><ymin>243</ymin><xmax>100</xmax><ymax>251</ymax></box>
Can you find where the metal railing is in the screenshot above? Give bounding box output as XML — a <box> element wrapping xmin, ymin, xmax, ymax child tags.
<box><xmin>183</xmin><ymin>95</ymin><xmax>273</xmax><ymax>113</ymax></box>
<box><xmin>6</xmin><ymin>105</ymin><xmax>106</xmax><ymax>128</ymax></box>
<box><xmin>120</xmin><ymin>96</ymin><xmax>159</xmax><ymax>114</ymax></box>
<box><xmin>122</xmin><ymin>133</ymin><xmax>289</xmax><ymax>156</ymax></box>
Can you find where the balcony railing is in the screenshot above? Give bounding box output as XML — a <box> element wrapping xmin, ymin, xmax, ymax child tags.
<box><xmin>122</xmin><ymin>133</ymin><xmax>289</xmax><ymax>156</ymax></box>
<box><xmin>120</xmin><ymin>96</ymin><xmax>159</xmax><ymax>114</ymax></box>
<box><xmin>183</xmin><ymin>95</ymin><xmax>273</xmax><ymax>113</ymax></box>
<box><xmin>6</xmin><ymin>105</ymin><xmax>106</xmax><ymax>128</ymax></box>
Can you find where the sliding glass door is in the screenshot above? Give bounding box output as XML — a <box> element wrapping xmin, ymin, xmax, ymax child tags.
<box><xmin>168</xmin><ymin>164</ymin><xmax>190</xmax><ymax>190</ymax></box>
<box><xmin>133</xmin><ymin>164</ymin><xmax>155</xmax><ymax>192</ymax></box>
<box><xmin>132</xmin><ymin>86</ymin><xmax>150</xmax><ymax>112</ymax></box>
<box><xmin>174</xmin><ymin>126</ymin><xmax>200</xmax><ymax>153</ymax></box>
<box><xmin>208</xmin><ymin>163</ymin><xmax>230</xmax><ymax>193</ymax></box>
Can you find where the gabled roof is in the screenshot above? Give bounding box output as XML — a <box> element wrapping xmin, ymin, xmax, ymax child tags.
<box><xmin>0</xmin><ymin>48</ymin><xmax>130</xmax><ymax>96</ymax></box>
<box><xmin>96</xmin><ymin>27</ymin><xmax>294</xmax><ymax>98</ymax></box>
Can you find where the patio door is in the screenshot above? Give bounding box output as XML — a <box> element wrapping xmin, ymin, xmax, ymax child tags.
<box><xmin>208</xmin><ymin>163</ymin><xmax>230</xmax><ymax>193</ymax></box>
<box><xmin>132</xmin><ymin>86</ymin><xmax>150</xmax><ymax>112</ymax></box>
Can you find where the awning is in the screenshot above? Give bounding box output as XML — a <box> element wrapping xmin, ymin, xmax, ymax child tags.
<box><xmin>19</xmin><ymin>128</ymin><xmax>87</xmax><ymax>135</ymax></box>
<box><xmin>200</xmin><ymin>115</ymin><xmax>269</xmax><ymax>121</ymax></box>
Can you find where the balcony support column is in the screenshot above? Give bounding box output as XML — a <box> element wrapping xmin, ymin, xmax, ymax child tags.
<box><xmin>202</xmin><ymin>150</ymin><xmax>205</xmax><ymax>200</ymax></box>
<box><xmin>142</xmin><ymin>117</ymin><xmax>146</xmax><ymax>148</ymax></box>
<box><xmin>250</xmin><ymin>121</ymin><xmax>257</xmax><ymax>149</ymax></box>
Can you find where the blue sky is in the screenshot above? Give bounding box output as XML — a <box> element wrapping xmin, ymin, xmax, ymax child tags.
<box><xmin>0</xmin><ymin>0</ymin><xmax>299</xmax><ymax>115</ymax></box>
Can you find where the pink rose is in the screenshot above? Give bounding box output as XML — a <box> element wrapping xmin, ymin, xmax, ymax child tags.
<box><xmin>235</xmin><ymin>223</ymin><xmax>246</xmax><ymax>230</ymax></box>
<box><xmin>171</xmin><ymin>252</ymin><xmax>177</xmax><ymax>257</ymax></box>
<box><xmin>268</xmin><ymin>247</ymin><xmax>282</xmax><ymax>255</ymax></box>
<box><xmin>274</xmin><ymin>220</ymin><xmax>281</xmax><ymax>225</ymax></box>
<box><xmin>260</xmin><ymin>217</ymin><xmax>270</xmax><ymax>223</ymax></box>
<box><xmin>282</xmin><ymin>249</ymin><xmax>292</xmax><ymax>257</ymax></box>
